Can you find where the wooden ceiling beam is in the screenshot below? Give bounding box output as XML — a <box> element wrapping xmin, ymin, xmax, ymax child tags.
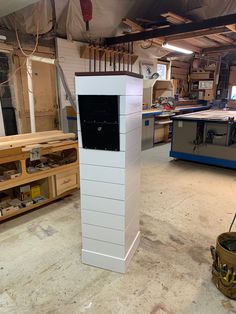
<box><xmin>105</xmin><ymin>13</ymin><xmax>236</xmax><ymax>45</ymax></box>
<box><xmin>226</xmin><ymin>24</ymin><xmax>236</xmax><ymax>32</ymax></box>
<box><xmin>206</xmin><ymin>33</ymin><xmax>233</xmax><ymax>44</ymax></box>
<box><xmin>165</xmin><ymin>27</ymin><xmax>229</xmax><ymax>42</ymax></box>
<box><xmin>202</xmin><ymin>44</ymin><xmax>236</xmax><ymax>54</ymax></box>
<box><xmin>163</xmin><ymin>12</ymin><xmax>232</xmax><ymax>45</ymax></box>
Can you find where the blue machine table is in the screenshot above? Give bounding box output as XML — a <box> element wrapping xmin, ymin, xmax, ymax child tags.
<box><xmin>170</xmin><ymin>110</ymin><xmax>236</xmax><ymax>169</ymax></box>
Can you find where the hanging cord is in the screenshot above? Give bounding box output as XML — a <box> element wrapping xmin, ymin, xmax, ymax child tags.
<box><xmin>15</xmin><ymin>3</ymin><xmax>40</xmax><ymax>58</ymax></box>
<box><xmin>229</xmin><ymin>213</ymin><xmax>236</xmax><ymax>232</ymax></box>
<box><xmin>0</xmin><ymin>3</ymin><xmax>40</xmax><ymax>87</ymax></box>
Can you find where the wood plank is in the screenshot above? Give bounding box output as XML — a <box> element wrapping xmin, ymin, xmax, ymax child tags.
<box><xmin>21</xmin><ymin>140</ymin><xmax>75</xmax><ymax>152</ymax></box>
<box><xmin>161</xmin><ymin>12</ymin><xmax>191</xmax><ymax>24</ymax></box>
<box><xmin>0</xmin><ymin>130</ymin><xmax>62</xmax><ymax>143</ymax></box>
<box><xmin>0</xmin><ymin>133</ymin><xmax>76</xmax><ymax>150</ymax></box>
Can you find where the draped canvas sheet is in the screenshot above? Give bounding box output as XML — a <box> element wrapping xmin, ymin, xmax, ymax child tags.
<box><xmin>1</xmin><ymin>0</ymin><xmax>236</xmax><ymax>40</ymax></box>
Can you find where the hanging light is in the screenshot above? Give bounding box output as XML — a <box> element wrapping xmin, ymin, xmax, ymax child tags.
<box><xmin>162</xmin><ymin>42</ymin><xmax>193</xmax><ymax>55</ymax></box>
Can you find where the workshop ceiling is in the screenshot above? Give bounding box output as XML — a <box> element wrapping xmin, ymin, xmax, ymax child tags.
<box><xmin>1</xmin><ymin>0</ymin><xmax>236</xmax><ymax>41</ymax></box>
<box><xmin>1</xmin><ymin>0</ymin><xmax>236</xmax><ymax>60</ymax></box>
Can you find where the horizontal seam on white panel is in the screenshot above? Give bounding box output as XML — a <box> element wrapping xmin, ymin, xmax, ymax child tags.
<box><xmin>80</xmin><ymin>178</ymin><xmax>125</xmax><ymax>185</ymax></box>
<box><xmin>82</xmin><ymin>222</ymin><xmax>124</xmax><ymax>232</ymax></box>
<box><xmin>81</xmin><ymin>179</ymin><xmax>125</xmax><ymax>186</ymax></box>
<box><xmin>81</xmin><ymin>208</ymin><xmax>125</xmax><ymax>217</ymax></box>
<box><xmin>83</xmin><ymin>236</ymin><xmax>124</xmax><ymax>247</ymax></box>
<box><xmin>81</xmin><ymin>194</ymin><xmax>125</xmax><ymax>201</ymax></box>
<box><xmin>80</xmin><ymin>163</ymin><xmax>125</xmax><ymax>169</ymax></box>
<box><xmin>81</xmin><ymin>194</ymin><xmax>124</xmax><ymax>202</ymax></box>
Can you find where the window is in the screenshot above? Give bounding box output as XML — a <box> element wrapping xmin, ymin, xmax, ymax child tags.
<box><xmin>157</xmin><ymin>63</ymin><xmax>167</xmax><ymax>80</ymax></box>
<box><xmin>231</xmin><ymin>86</ymin><xmax>236</xmax><ymax>100</ymax></box>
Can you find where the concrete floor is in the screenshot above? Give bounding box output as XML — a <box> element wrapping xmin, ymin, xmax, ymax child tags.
<box><xmin>1</xmin><ymin>143</ymin><xmax>236</xmax><ymax>314</ymax></box>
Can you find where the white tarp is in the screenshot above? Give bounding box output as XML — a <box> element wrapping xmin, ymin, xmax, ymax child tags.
<box><xmin>1</xmin><ymin>0</ymin><xmax>236</xmax><ymax>40</ymax></box>
<box><xmin>0</xmin><ymin>0</ymin><xmax>39</xmax><ymax>18</ymax></box>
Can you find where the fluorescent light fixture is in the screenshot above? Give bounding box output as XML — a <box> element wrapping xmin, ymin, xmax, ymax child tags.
<box><xmin>162</xmin><ymin>42</ymin><xmax>193</xmax><ymax>54</ymax></box>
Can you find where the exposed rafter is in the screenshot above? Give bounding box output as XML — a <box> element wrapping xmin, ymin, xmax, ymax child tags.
<box><xmin>122</xmin><ymin>18</ymin><xmax>163</xmax><ymax>45</ymax></box>
<box><xmin>226</xmin><ymin>24</ymin><xmax>236</xmax><ymax>32</ymax></box>
<box><xmin>122</xmin><ymin>18</ymin><xmax>200</xmax><ymax>52</ymax></box>
<box><xmin>202</xmin><ymin>44</ymin><xmax>236</xmax><ymax>54</ymax></box>
<box><xmin>165</xmin><ymin>27</ymin><xmax>229</xmax><ymax>42</ymax></box>
<box><xmin>105</xmin><ymin>13</ymin><xmax>236</xmax><ymax>45</ymax></box>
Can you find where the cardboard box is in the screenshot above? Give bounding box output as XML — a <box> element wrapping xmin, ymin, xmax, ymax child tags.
<box><xmin>3</xmin><ymin>170</ymin><xmax>21</xmax><ymax>180</ymax></box>
<box><xmin>204</xmin><ymin>90</ymin><xmax>214</xmax><ymax>101</ymax></box>
<box><xmin>31</xmin><ymin>185</ymin><xmax>41</xmax><ymax>199</ymax></box>
<box><xmin>16</xmin><ymin>185</ymin><xmax>31</xmax><ymax>201</ymax></box>
<box><xmin>1</xmin><ymin>206</ymin><xmax>16</xmax><ymax>216</ymax></box>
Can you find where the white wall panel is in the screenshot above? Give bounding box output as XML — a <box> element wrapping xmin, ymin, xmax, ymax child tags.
<box><xmin>82</xmin><ymin>237</ymin><xmax>125</xmax><ymax>258</ymax></box>
<box><xmin>80</xmin><ymin>148</ymin><xmax>125</xmax><ymax>168</ymax></box>
<box><xmin>119</xmin><ymin>96</ymin><xmax>143</xmax><ymax>115</ymax></box>
<box><xmin>81</xmin><ymin>180</ymin><xmax>125</xmax><ymax>200</ymax></box>
<box><xmin>81</xmin><ymin>210</ymin><xmax>125</xmax><ymax>230</ymax></box>
<box><xmin>119</xmin><ymin>112</ymin><xmax>142</xmax><ymax>134</ymax></box>
<box><xmin>80</xmin><ymin>164</ymin><xmax>125</xmax><ymax>184</ymax></box>
<box><xmin>81</xmin><ymin>195</ymin><xmax>125</xmax><ymax>215</ymax></box>
<box><xmin>82</xmin><ymin>224</ymin><xmax>124</xmax><ymax>245</ymax></box>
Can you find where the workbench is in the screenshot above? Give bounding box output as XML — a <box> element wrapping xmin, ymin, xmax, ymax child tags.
<box><xmin>0</xmin><ymin>131</ymin><xmax>80</xmax><ymax>221</ymax></box>
<box><xmin>170</xmin><ymin>110</ymin><xmax>236</xmax><ymax>169</ymax></box>
<box><xmin>142</xmin><ymin>103</ymin><xmax>211</xmax><ymax>150</ymax></box>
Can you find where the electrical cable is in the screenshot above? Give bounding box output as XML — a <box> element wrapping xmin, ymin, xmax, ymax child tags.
<box><xmin>0</xmin><ymin>3</ymin><xmax>40</xmax><ymax>87</ymax></box>
<box><xmin>15</xmin><ymin>3</ymin><xmax>40</xmax><ymax>58</ymax></box>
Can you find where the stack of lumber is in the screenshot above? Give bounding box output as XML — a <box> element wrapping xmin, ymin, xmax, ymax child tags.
<box><xmin>0</xmin><ymin>131</ymin><xmax>76</xmax><ymax>151</ymax></box>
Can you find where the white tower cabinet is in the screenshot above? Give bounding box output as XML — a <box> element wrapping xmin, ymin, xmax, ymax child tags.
<box><xmin>75</xmin><ymin>72</ymin><xmax>143</xmax><ymax>273</ymax></box>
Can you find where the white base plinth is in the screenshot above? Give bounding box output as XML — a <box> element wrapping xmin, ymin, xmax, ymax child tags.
<box><xmin>82</xmin><ymin>231</ymin><xmax>140</xmax><ymax>273</ymax></box>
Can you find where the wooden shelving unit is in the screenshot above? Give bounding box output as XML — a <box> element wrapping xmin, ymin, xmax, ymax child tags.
<box><xmin>0</xmin><ymin>131</ymin><xmax>80</xmax><ymax>222</ymax></box>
